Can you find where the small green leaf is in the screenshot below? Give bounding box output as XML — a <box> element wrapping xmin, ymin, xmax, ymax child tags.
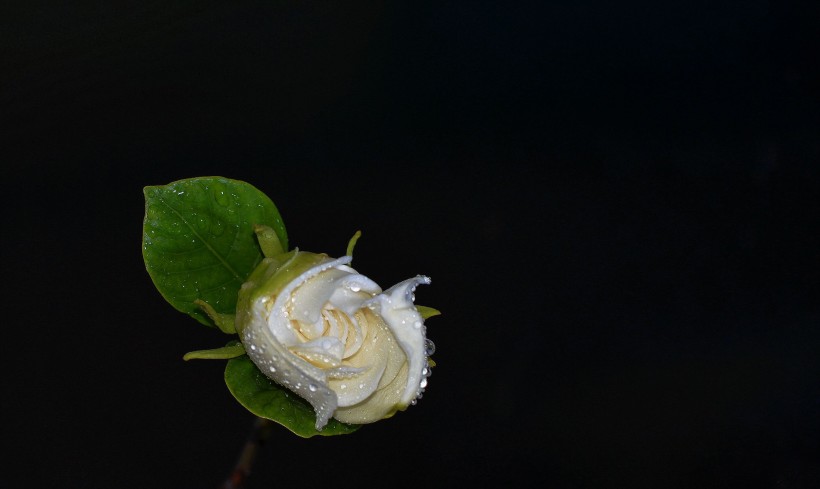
<box><xmin>225</xmin><ymin>355</ymin><xmax>360</xmax><ymax>438</ymax></box>
<box><xmin>142</xmin><ymin>177</ymin><xmax>288</xmax><ymax>326</ymax></box>
<box><xmin>183</xmin><ymin>344</ymin><xmax>246</xmax><ymax>361</ymax></box>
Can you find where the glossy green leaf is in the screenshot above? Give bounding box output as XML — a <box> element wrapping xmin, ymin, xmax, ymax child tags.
<box><xmin>142</xmin><ymin>177</ymin><xmax>288</xmax><ymax>326</ymax></box>
<box><xmin>225</xmin><ymin>354</ymin><xmax>360</xmax><ymax>437</ymax></box>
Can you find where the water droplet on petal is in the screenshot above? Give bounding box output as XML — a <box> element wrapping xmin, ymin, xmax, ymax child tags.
<box><xmin>309</xmin><ymin>384</ymin><xmax>317</xmax><ymax>392</ymax></box>
<box><xmin>424</xmin><ymin>339</ymin><xmax>436</xmax><ymax>356</ymax></box>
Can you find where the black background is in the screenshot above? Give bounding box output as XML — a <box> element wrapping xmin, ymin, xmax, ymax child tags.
<box><xmin>3</xmin><ymin>1</ymin><xmax>819</xmax><ymax>488</ymax></box>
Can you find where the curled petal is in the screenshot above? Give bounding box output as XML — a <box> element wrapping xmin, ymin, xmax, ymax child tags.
<box><xmin>237</xmin><ymin>250</ymin><xmax>433</xmax><ymax>430</ymax></box>
<box><xmin>366</xmin><ymin>275</ymin><xmax>432</xmax><ymax>406</ymax></box>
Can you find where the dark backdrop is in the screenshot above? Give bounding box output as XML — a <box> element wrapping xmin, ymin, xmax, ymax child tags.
<box><xmin>3</xmin><ymin>1</ymin><xmax>819</xmax><ymax>488</ymax></box>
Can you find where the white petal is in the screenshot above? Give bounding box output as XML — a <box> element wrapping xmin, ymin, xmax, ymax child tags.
<box><xmin>327</xmin><ymin>274</ymin><xmax>381</xmax><ymax>315</ymax></box>
<box><xmin>243</xmin><ymin>299</ymin><xmax>337</xmax><ymax>429</ymax></box>
<box><xmin>256</xmin><ymin>255</ymin><xmax>355</xmax><ymax>429</ymax></box>
<box><xmin>366</xmin><ymin>275</ymin><xmax>431</xmax><ymax>406</ymax></box>
<box><xmin>289</xmin><ymin>336</ymin><xmax>345</xmax><ymax>368</ymax></box>
<box><xmin>326</xmin><ymin>365</ymin><xmax>368</xmax><ymax>379</ymax></box>
<box><xmin>289</xmin><ymin>267</ymin><xmax>351</xmax><ymax>324</ymax></box>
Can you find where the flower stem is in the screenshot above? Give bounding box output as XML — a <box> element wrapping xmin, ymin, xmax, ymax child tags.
<box><xmin>220</xmin><ymin>417</ymin><xmax>275</xmax><ymax>489</ymax></box>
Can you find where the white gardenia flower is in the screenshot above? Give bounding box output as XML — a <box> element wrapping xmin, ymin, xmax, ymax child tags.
<box><xmin>235</xmin><ymin>250</ymin><xmax>434</xmax><ymax>429</ymax></box>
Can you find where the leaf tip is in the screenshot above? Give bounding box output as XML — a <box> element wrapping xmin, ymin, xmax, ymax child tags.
<box><xmin>142</xmin><ymin>185</ymin><xmax>159</xmax><ymax>199</ymax></box>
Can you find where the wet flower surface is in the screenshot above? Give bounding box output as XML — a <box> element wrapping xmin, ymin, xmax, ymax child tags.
<box><xmin>237</xmin><ymin>250</ymin><xmax>434</xmax><ymax>429</ymax></box>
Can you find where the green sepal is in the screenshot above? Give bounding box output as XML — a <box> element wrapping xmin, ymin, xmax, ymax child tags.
<box><xmin>183</xmin><ymin>343</ymin><xmax>246</xmax><ymax>361</ymax></box>
<box><xmin>194</xmin><ymin>299</ymin><xmax>236</xmax><ymax>334</ymax></box>
<box><xmin>254</xmin><ymin>224</ymin><xmax>286</xmax><ymax>258</ymax></box>
<box><xmin>417</xmin><ymin>305</ymin><xmax>441</xmax><ymax>320</ymax></box>
<box><xmin>346</xmin><ymin>230</ymin><xmax>362</xmax><ymax>259</ymax></box>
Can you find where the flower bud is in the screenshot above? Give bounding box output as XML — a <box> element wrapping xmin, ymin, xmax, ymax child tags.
<box><xmin>236</xmin><ymin>250</ymin><xmax>432</xmax><ymax>429</ymax></box>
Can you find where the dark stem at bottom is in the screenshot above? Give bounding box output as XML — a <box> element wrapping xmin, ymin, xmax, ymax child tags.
<box><xmin>220</xmin><ymin>417</ymin><xmax>275</xmax><ymax>489</ymax></box>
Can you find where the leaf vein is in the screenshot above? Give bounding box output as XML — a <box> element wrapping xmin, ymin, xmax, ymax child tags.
<box><xmin>198</xmin><ymin>277</ymin><xmax>242</xmax><ymax>295</ymax></box>
<box><xmin>162</xmin><ymin>263</ymin><xmax>222</xmax><ymax>275</ymax></box>
<box><xmin>155</xmin><ymin>196</ymin><xmax>243</xmax><ymax>281</ymax></box>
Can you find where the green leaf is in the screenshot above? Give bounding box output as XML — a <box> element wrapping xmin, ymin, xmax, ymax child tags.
<box><xmin>225</xmin><ymin>355</ymin><xmax>360</xmax><ymax>438</ymax></box>
<box><xmin>142</xmin><ymin>176</ymin><xmax>288</xmax><ymax>326</ymax></box>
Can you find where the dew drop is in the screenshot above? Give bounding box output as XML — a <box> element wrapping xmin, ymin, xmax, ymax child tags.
<box><xmin>420</xmin><ymin>378</ymin><xmax>428</xmax><ymax>389</ymax></box>
<box><xmin>195</xmin><ymin>215</ymin><xmax>208</xmax><ymax>232</ymax></box>
<box><xmin>210</xmin><ymin>220</ymin><xmax>226</xmax><ymax>237</ymax></box>
<box><xmin>413</xmin><ymin>320</ymin><xmax>422</xmax><ymax>329</ymax></box>
<box><xmin>214</xmin><ymin>187</ymin><xmax>230</xmax><ymax>207</ymax></box>
<box><xmin>424</xmin><ymin>339</ymin><xmax>436</xmax><ymax>356</ymax></box>
<box><xmin>269</xmin><ymin>366</ymin><xmax>276</xmax><ymax>373</ymax></box>
<box><xmin>309</xmin><ymin>384</ymin><xmax>317</xmax><ymax>392</ymax></box>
